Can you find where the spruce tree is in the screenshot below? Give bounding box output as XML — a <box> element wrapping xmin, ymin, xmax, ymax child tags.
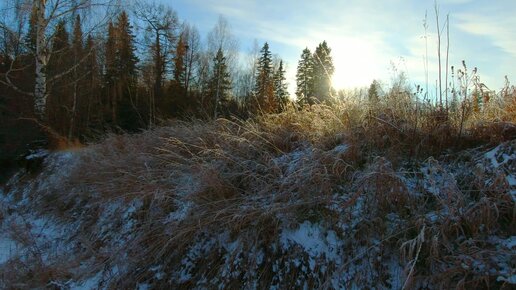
<box><xmin>209</xmin><ymin>48</ymin><xmax>231</xmax><ymax>118</ymax></box>
<box><xmin>274</xmin><ymin>60</ymin><xmax>289</xmax><ymax>112</ymax></box>
<box><xmin>115</xmin><ymin>11</ymin><xmax>139</xmax><ymax>129</ymax></box>
<box><xmin>115</xmin><ymin>11</ymin><xmax>138</xmax><ymax>84</ymax></box>
<box><xmin>104</xmin><ymin>21</ymin><xmax>117</xmax><ymax>123</ymax></box>
<box><xmin>254</xmin><ymin>42</ymin><xmax>275</xmax><ymax>113</ymax></box>
<box><xmin>295</xmin><ymin>48</ymin><xmax>313</xmax><ymax>106</ymax></box>
<box><xmin>312</xmin><ymin>41</ymin><xmax>334</xmax><ymax>103</ymax></box>
<box><xmin>85</xmin><ymin>35</ymin><xmax>102</xmax><ymax>128</ymax></box>
<box><xmin>47</xmin><ymin>20</ymin><xmax>70</xmax><ymax>135</ymax></box>
<box><xmin>368</xmin><ymin>80</ymin><xmax>380</xmax><ymax>103</ymax></box>
<box><xmin>69</xmin><ymin>14</ymin><xmax>84</xmax><ymax>139</ymax></box>
<box><xmin>173</xmin><ymin>34</ymin><xmax>187</xmax><ymax>92</ymax></box>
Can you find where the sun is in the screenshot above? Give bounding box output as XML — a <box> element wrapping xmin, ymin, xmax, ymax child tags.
<box><xmin>327</xmin><ymin>37</ymin><xmax>383</xmax><ymax>90</ymax></box>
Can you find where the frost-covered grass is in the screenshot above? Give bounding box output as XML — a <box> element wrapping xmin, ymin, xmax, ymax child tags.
<box><xmin>0</xmin><ymin>105</ymin><xmax>515</xmax><ymax>289</ymax></box>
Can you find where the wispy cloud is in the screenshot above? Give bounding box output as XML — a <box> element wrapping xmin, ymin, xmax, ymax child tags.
<box><xmin>175</xmin><ymin>0</ymin><xmax>516</xmax><ymax>90</ymax></box>
<box><xmin>455</xmin><ymin>13</ymin><xmax>516</xmax><ymax>57</ymax></box>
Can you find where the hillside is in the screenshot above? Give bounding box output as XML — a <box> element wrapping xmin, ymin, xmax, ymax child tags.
<box><xmin>1</xmin><ymin>107</ymin><xmax>515</xmax><ymax>289</ymax></box>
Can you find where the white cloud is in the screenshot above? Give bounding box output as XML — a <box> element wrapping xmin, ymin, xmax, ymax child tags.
<box><xmin>455</xmin><ymin>13</ymin><xmax>516</xmax><ymax>57</ymax></box>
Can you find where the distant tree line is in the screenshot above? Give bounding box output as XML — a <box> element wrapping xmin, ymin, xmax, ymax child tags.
<box><xmin>0</xmin><ymin>1</ymin><xmax>337</xmax><ymax>164</ymax></box>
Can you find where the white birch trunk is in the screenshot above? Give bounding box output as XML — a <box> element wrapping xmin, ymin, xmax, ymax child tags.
<box><xmin>34</xmin><ymin>0</ymin><xmax>50</xmax><ymax>120</ymax></box>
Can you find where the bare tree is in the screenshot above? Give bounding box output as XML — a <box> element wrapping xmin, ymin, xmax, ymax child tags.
<box><xmin>133</xmin><ymin>0</ymin><xmax>178</xmax><ymax>97</ymax></box>
<box><xmin>1</xmin><ymin>0</ymin><xmax>117</xmax><ymax>121</ymax></box>
<box><xmin>207</xmin><ymin>15</ymin><xmax>239</xmax><ymax>77</ymax></box>
<box><xmin>132</xmin><ymin>0</ymin><xmax>178</xmax><ymax>126</ymax></box>
<box><xmin>181</xmin><ymin>23</ymin><xmax>201</xmax><ymax>96</ymax></box>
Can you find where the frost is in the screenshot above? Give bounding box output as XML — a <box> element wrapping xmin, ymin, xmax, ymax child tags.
<box><xmin>331</xmin><ymin>144</ymin><xmax>349</xmax><ymax>155</ymax></box>
<box><xmin>497</xmin><ymin>275</ymin><xmax>516</xmax><ymax>284</ymax></box>
<box><xmin>0</xmin><ymin>237</ymin><xmax>18</xmax><ymax>264</ymax></box>
<box><xmin>70</xmin><ymin>272</ymin><xmax>102</xmax><ymax>290</ymax></box>
<box><xmin>280</xmin><ymin>221</ymin><xmax>342</xmax><ymax>270</ymax></box>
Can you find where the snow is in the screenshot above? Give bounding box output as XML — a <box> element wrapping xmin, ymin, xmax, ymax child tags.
<box><xmin>280</xmin><ymin>221</ymin><xmax>342</xmax><ymax>271</ymax></box>
<box><xmin>497</xmin><ymin>275</ymin><xmax>516</xmax><ymax>284</ymax></box>
<box><xmin>0</xmin><ymin>237</ymin><xmax>18</xmax><ymax>264</ymax></box>
<box><xmin>386</xmin><ymin>257</ymin><xmax>404</xmax><ymax>289</ymax></box>
<box><xmin>484</xmin><ymin>144</ymin><xmax>515</xmax><ymax>168</ymax></box>
<box><xmin>332</xmin><ymin>144</ymin><xmax>349</xmax><ymax>154</ymax></box>
<box><xmin>272</xmin><ymin>148</ymin><xmax>313</xmax><ymax>176</ymax></box>
<box><xmin>501</xmin><ymin>236</ymin><xmax>516</xmax><ymax>249</ymax></box>
<box><xmin>483</xmin><ymin>143</ymin><xmax>516</xmax><ymax>201</ymax></box>
<box><xmin>1</xmin><ymin>138</ymin><xmax>514</xmax><ymax>289</ymax></box>
<box><xmin>69</xmin><ymin>271</ymin><xmax>103</xmax><ymax>290</ymax></box>
<box><xmin>25</xmin><ymin>149</ymin><xmax>49</xmax><ymax>160</ymax></box>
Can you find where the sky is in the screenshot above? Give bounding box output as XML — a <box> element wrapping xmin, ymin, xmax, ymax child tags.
<box><xmin>159</xmin><ymin>0</ymin><xmax>515</xmax><ymax>95</ymax></box>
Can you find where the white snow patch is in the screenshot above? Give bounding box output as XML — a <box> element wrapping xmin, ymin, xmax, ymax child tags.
<box><xmin>484</xmin><ymin>144</ymin><xmax>515</xmax><ymax>168</ymax></box>
<box><xmin>501</xmin><ymin>236</ymin><xmax>516</xmax><ymax>249</ymax></box>
<box><xmin>272</xmin><ymin>148</ymin><xmax>314</xmax><ymax>176</ymax></box>
<box><xmin>280</xmin><ymin>221</ymin><xmax>342</xmax><ymax>270</ymax></box>
<box><xmin>25</xmin><ymin>149</ymin><xmax>49</xmax><ymax>160</ymax></box>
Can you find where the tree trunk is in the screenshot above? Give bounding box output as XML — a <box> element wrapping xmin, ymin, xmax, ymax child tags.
<box><xmin>34</xmin><ymin>0</ymin><xmax>49</xmax><ymax>120</ymax></box>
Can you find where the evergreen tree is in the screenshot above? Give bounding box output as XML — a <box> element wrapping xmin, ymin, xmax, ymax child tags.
<box><xmin>253</xmin><ymin>42</ymin><xmax>275</xmax><ymax>113</ymax></box>
<box><xmin>116</xmin><ymin>11</ymin><xmax>138</xmax><ymax>83</ymax></box>
<box><xmin>295</xmin><ymin>48</ymin><xmax>313</xmax><ymax>106</ymax></box>
<box><xmin>85</xmin><ymin>35</ymin><xmax>102</xmax><ymax>128</ymax></box>
<box><xmin>115</xmin><ymin>11</ymin><xmax>139</xmax><ymax>129</ymax></box>
<box><xmin>173</xmin><ymin>33</ymin><xmax>187</xmax><ymax>91</ymax></box>
<box><xmin>69</xmin><ymin>14</ymin><xmax>84</xmax><ymax>139</ymax></box>
<box><xmin>104</xmin><ymin>21</ymin><xmax>118</xmax><ymax>123</ymax></box>
<box><xmin>102</xmin><ymin>11</ymin><xmax>139</xmax><ymax>129</ymax></box>
<box><xmin>47</xmin><ymin>20</ymin><xmax>70</xmax><ymax>135</ymax></box>
<box><xmin>368</xmin><ymin>80</ymin><xmax>380</xmax><ymax>103</ymax></box>
<box><xmin>273</xmin><ymin>60</ymin><xmax>289</xmax><ymax>112</ymax></box>
<box><xmin>72</xmin><ymin>15</ymin><xmax>84</xmax><ymax>58</ymax></box>
<box><xmin>312</xmin><ymin>41</ymin><xmax>334</xmax><ymax>103</ymax></box>
<box><xmin>25</xmin><ymin>5</ymin><xmax>38</xmax><ymax>52</ymax></box>
<box><xmin>209</xmin><ymin>48</ymin><xmax>231</xmax><ymax>118</ymax></box>
<box><xmin>49</xmin><ymin>20</ymin><xmax>70</xmax><ymax>68</ymax></box>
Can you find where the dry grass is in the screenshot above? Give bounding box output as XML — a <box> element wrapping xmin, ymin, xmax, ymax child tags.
<box><xmin>1</xmin><ymin>80</ymin><xmax>515</xmax><ymax>288</ymax></box>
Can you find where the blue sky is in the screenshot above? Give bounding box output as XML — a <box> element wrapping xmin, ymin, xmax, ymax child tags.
<box><xmin>160</xmin><ymin>0</ymin><xmax>515</xmax><ymax>94</ymax></box>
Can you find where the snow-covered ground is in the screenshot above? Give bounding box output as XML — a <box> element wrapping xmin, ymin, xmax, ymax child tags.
<box><xmin>0</xmin><ymin>140</ymin><xmax>514</xmax><ymax>289</ymax></box>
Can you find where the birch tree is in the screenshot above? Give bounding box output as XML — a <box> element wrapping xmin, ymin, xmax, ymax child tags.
<box><xmin>1</xmin><ymin>0</ymin><xmax>116</xmax><ymax>121</ymax></box>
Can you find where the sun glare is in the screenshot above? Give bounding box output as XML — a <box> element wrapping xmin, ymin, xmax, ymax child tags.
<box><xmin>328</xmin><ymin>37</ymin><xmax>383</xmax><ymax>90</ymax></box>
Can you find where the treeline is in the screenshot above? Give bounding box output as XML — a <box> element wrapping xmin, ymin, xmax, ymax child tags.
<box><xmin>0</xmin><ymin>1</ymin><xmax>334</xmax><ymax>140</ymax></box>
<box><xmin>0</xmin><ymin>1</ymin><xmax>336</xmax><ymax>164</ymax></box>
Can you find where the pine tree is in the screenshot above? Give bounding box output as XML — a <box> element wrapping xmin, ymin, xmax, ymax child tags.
<box><xmin>253</xmin><ymin>42</ymin><xmax>275</xmax><ymax>113</ymax></box>
<box><xmin>274</xmin><ymin>60</ymin><xmax>289</xmax><ymax>112</ymax></box>
<box><xmin>295</xmin><ymin>48</ymin><xmax>313</xmax><ymax>106</ymax></box>
<box><xmin>312</xmin><ymin>41</ymin><xmax>334</xmax><ymax>103</ymax></box>
<box><xmin>209</xmin><ymin>48</ymin><xmax>231</xmax><ymax>118</ymax></box>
